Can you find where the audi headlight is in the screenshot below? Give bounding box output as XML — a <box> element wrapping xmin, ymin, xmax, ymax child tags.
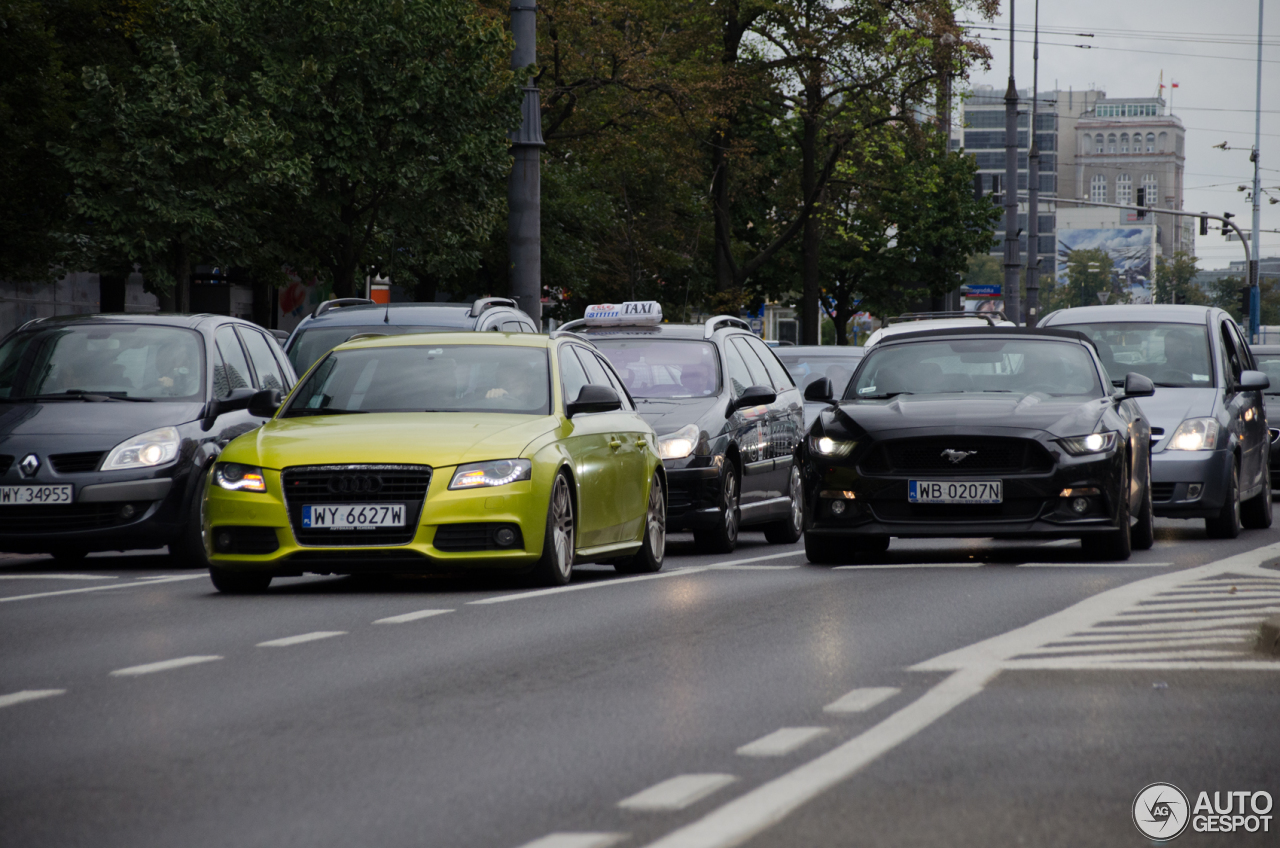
<box><xmin>103</xmin><ymin>426</ymin><xmax>181</xmax><ymax>470</ymax></box>
<box><xmin>449</xmin><ymin>459</ymin><xmax>532</xmax><ymax>490</ymax></box>
<box><xmin>1167</xmin><ymin>418</ymin><xmax>1221</xmax><ymax>451</ymax></box>
<box><xmin>214</xmin><ymin>462</ymin><xmax>267</xmax><ymax>492</ymax></box>
<box><xmin>658</xmin><ymin>425</ymin><xmax>700</xmax><ymax>460</ymax></box>
<box><xmin>809</xmin><ymin>435</ymin><xmax>856</xmax><ymax>457</ymax></box>
<box><xmin>1058</xmin><ymin>431</ymin><xmax>1118</xmax><ymax>456</ymax></box>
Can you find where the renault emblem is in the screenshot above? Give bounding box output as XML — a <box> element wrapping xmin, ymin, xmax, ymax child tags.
<box><xmin>19</xmin><ymin>453</ymin><xmax>40</xmax><ymax>477</ymax></box>
<box><xmin>941</xmin><ymin>449</ymin><xmax>976</xmax><ymax>464</ymax></box>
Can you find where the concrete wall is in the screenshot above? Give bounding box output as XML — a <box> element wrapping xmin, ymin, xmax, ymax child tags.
<box><xmin>0</xmin><ymin>272</ymin><xmax>159</xmax><ymax>338</ymax></box>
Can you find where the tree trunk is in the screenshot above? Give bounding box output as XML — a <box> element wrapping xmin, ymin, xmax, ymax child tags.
<box><xmin>172</xmin><ymin>239</ymin><xmax>191</xmax><ymax>314</ymax></box>
<box><xmin>712</xmin><ymin>134</ymin><xmax>735</xmax><ymax>295</ymax></box>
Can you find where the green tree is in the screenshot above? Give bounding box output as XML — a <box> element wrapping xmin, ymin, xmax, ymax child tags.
<box><xmin>1154</xmin><ymin>251</ymin><xmax>1204</xmax><ymax>305</ymax></box>
<box><xmin>1041</xmin><ymin>249</ymin><xmax>1114</xmax><ymax>315</ymax></box>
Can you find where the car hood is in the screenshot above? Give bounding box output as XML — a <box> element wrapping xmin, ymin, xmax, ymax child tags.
<box><xmin>633</xmin><ymin>396</ymin><xmax>723</xmax><ymax>435</ymax></box>
<box><xmin>243</xmin><ymin>413</ymin><xmax>561</xmax><ymax>470</ymax></box>
<box><xmin>1131</xmin><ymin>388</ymin><xmax>1218</xmax><ymax>434</ymax></box>
<box><xmin>0</xmin><ymin>400</ymin><xmax>202</xmax><ymax>444</ymax></box>
<box><xmin>829</xmin><ymin>392</ymin><xmax>1105</xmax><ymax>439</ymax></box>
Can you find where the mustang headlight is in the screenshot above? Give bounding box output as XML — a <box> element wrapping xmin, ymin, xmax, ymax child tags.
<box><xmin>103</xmin><ymin>426</ymin><xmax>180</xmax><ymax>470</ymax></box>
<box><xmin>1058</xmin><ymin>431</ymin><xmax>1118</xmax><ymax>456</ymax></box>
<box><xmin>809</xmin><ymin>435</ymin><xmax>856</xmax><ymax>457</ymax></box>
<box><xmin>1167</xmin><ymin>418</ymin><xmax>1221</xmax><ymax>451</ymax></box>
<box><xmin>449</xmin><ymin>459</ymin><xmax>532</xmax><ymax>490</ymax></box>
<box><xmin>214</xmin><ymin>462</ymin><xmax>267</xmax><ymax>492</ymax></box>
<box><xmin>658</xmin><ymin>424</ymin><xmax>700</xmax><ymax>460</ymax></box>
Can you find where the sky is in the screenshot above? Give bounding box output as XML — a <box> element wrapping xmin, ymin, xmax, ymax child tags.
<box><xmin>963</xmin><ymin>0</ymin><xmax>1280</xmax><ymax>270</ymax></box>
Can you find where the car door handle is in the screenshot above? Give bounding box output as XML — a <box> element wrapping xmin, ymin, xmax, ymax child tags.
<box><xmin>609</xmin><ymin>439</ymin><xmax>623</xmax><ymax>450</ymax></box>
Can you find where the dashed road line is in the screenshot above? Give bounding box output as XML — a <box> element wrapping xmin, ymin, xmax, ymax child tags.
<box><xmin>110</xmin><ymin>656</ymin><xmax>223</xmax><ymax>676</ymax></box>
<box><xmin>514</xmin><ymin>834</ymin><xmax>626</xmax><ymax>848</ymax></box>
<box><xmin>0</xmin><ymin>689</ymin><xmax>66</xmax><ymax>709</ymax></box>
<box><xmin>823</xmin><ymin>687</ymin><xmax>899</xmax><ymax>714</ymax></box>
<box><xmin>0</xmin><ymin>574</ymin><xmax>205</xmax><ymax>603</ymax></box>
<box><xmin>374</xmin><ymin>609</ymin><xmax>454</xmax><ymax>624</ymax></box>
<box><xmin>736</xmin><ymin>727</ymin><xmax>828</xmax><ymax>757</ymax></box>
<box><xmin>257</xmin><ymin>631</ymin><xmax>346</xmax><ymax>647</ymax></box>
<box><xmin>470</xmin><ymin>568</ymin><xmax>715</xmax><ymax>605</ymax></box>
<box><xmin>0</xmin><ymin>574</ymin><xmax>118</xmax><ymax>581</ymax></box>
<box><xmin>620</xmin><ymin>774</ymin><xmax>738</xmax><ymax>812</ymax></box>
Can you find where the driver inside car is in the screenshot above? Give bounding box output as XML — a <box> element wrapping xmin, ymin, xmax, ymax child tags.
<box><xmin>1161</xmin><ymin>329</ymin><xmax>1201</xmax><ymax>376</ymax></box>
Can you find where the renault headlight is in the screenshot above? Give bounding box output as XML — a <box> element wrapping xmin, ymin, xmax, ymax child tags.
<box><xmin>1167</xmin><ymin>418</ymin><xmax>1220</xmax><ymax>451</ymax></box>
<box><xmin>449</xmin><ymin>459</ymin><xmax>532</xmax><ymax>490</ymax></box>
<box><xmin>214</xmin><ymin>462</ymin><xmax>267</xmax><ymax>492</ymax></box>
<box><xmin>1058</xmin><ymin>431</ymin><xmax>1118</xmax><ymax>456</ymax></box>
<box><xmin>810</xmin><ymin>435</ymin><xmax>856</xmax><ymax>457</ymax></box>
<box><xmin>658</xmin><ymin>425</ymin><xmax>700</xmax><ymax>460</ymax></box>
<box><xmin>103</xmin><ymin>426</ymin><xmax>181</xmax><ymax>470</ymax></box>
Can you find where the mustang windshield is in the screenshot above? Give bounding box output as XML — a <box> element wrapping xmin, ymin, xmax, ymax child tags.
<box><xmin>846</xmin><ymin>338</ymin><xmax>1103</xmax><ymax>399</ymax></box>
<box><xmin>0</xmin><ymin>325</ymin><xmax>204</xmax><ymax>401</ymax></box>
<box><xmin>1054</xmin><ymin>322</ymin><xmax>1213</xmax><ymax>388</ymax></box>
<box><xmin>593</xmin><ymin>340</ymin><xmax>722</xmax><ymax>398</ymax></box>
<box><xmin>284</xmin><ymin>345</ymin><xmax>550</xmax><ymax>416</ymax></box>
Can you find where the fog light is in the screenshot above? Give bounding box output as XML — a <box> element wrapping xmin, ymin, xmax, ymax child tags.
<box><xmin>1072</xmin><ymin>497</ymin><xmax>1089</xmax><ymax>514</ymax></box>
<box><xmin>1187</xmin><ymin>483</ymin><xmax>1203</xmax><ymax>499</ymax></box>
<box><xmin>215</xmin><ymin>531</ymin><xmax>233</xmax><ymax>552</ymax></box>
<box><xmin>120</xmin><ymin>504</ymin><xmax>135</xmax><ymax>519</ymax></box>
<box><xmin>830</xmin><ymin>500</ymin><xmax>846</xmax><ymax>515</ymax></box>
<box><xmin>494</xmin><ymin>527</ymin><xmax>516</xmax><ymax>546</ymax></box>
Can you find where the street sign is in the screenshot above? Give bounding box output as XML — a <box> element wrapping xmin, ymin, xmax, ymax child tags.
<box><xmin>964</xmin><ymin>284</ymin><xmax>1002</xmax><ymax>298</ymax></box>
<box><xmin>1097</xmin><ymin>292</ymin><xmax>1111</xmax><ymax>304</ymax></box>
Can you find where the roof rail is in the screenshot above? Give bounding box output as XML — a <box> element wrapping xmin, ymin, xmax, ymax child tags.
<box><xmin>703</xmin><ymin>315</ymin><xmax>752</xmax><ymax>338</ymax></box>
<box><xmin>344</xmin><ymin>332</ymin><xmax>390</xmax><ymax>343</ymax></box>
<box><xmin>471</xmin><ymin>296</ymin><xmax>518</xmax><ymax>317</ymax></box>
<box><xmin>549</xmin><ymin>329</ymin><xmax>593</xmax><ymax>344</ymax></box>
<box><xmin>886</xmin><ymin>310</ymin><xmax>1008</xmax><ymax>327</ymax></box>
<box><xmin>555</xmin><ymin>318</ymin><xmax>588</xmax><ymax>334</ymax></box>
<box><xmin>313</xmin><ymin>297</ymin><xmax>374</xmax><ymax>318</ymax></box>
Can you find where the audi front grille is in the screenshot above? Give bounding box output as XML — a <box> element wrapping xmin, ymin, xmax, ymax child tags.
<box><xmin>281</xmin><ymin>465</ymin><xmax>432</xmax><ymax>547</ymax></box>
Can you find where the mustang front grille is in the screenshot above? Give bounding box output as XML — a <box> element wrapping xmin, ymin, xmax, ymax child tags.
<box><xmin>860</xmin><ymin>437</ymin><xmax>1053</xmax><ymax>475</ymax></box>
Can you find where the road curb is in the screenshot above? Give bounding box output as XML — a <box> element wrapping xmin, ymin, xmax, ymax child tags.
<box><xmin>1258</xmin><ymin>616</ymin><xmax>1280</xmax><ymax>657</ymax></box>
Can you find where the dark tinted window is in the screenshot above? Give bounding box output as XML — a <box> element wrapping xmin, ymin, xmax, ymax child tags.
<box><xmin>589</xmin><ymin>351</ymin><xmax>635</xmax><ymax>411</ymax></box>
<box><xmin>592</xmin><ymin>339</ymin><xmax>721</xmax><ymax>398</ymax></box>
<box><xmin>287</xmin><ymin>325</ymin><xmax>412</xmax><ymax>376</ymax></box>
<box><xmin>559</xmin><ymin>344</ymin><xmax>590</xmax><ymax>406</ymax></box>
<box><xmin>731</xmin><ymin>337</ymin><xmax>771</xmax><ymax>388</ymax></box>
<box><xmin>743</xmin><ymin>335</ymin><xmax>794</xmax><ymax>389</ymax></box>
<box><xmin>238</xmin><ymin>328</ymin><xmax>288</xmax><ymax>391</ymax></box>
<box><xmin>214</xmin><ymin>326</ymin><xmax>252</xmax><ymax>398</ymax></box>
<box><xmin>723</xmin><ymin>340</ymin><xmax>754</xmax><ymax>397</ymax></box>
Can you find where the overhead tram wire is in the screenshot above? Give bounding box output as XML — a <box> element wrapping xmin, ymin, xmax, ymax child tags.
<box><xmin>959</xmin><ymin>22</ymin><xmax>1280</xmax><ymax>47</ymax></box>
<box><xmin>969</xmin><ymin>33</ymin><xmax>1280</xmax><ymax>65</ymax></box>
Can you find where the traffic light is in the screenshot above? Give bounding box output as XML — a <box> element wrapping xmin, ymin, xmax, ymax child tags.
<box><xmin>1223</xmin><ymin>211</ymin><xmax>1235</xmax><ymax>235</ymax></box>
<box><xmin>1135</xmin><ymin>188</ymin><xmax>1146</xmax><ymax>220</ymax></box>
<box><xmin>1200</xmin><ymin>213</ymin><xmax>1210</xmax><ymax>236</ymax></box>
<box><xmin>1239</xmin><ymin>285</ymin><xmax>1251</xmax><ymax>318</ymax></box>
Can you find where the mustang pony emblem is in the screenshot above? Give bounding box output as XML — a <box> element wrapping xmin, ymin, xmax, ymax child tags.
<box><xmin>940</xmin><ymin>449</ymin><xmax>976</xmax><ymax>464</ymax></box>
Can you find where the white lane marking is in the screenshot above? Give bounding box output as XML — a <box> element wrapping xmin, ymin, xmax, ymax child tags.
<box><xmin>0</xmin><ymin>574</ymin><xmax>205</xmax><ymax>603</ymax></box>
<box><xmin>0</xmin><ymin>574</ymin><xmax>118</xmax><ymax>581</ymax></box>
<box><xmin>1039</xmin><ymin>539</ymin><xmax>1077</xmax><ymax>547</ymax></box>
<box><xmin>708</xmin><ymin>551</ymin><xmax>807</xmax><ymax>567</ymax></box>
<box><xmin>620</xmin><ymin>774</ymin><xmax>738</xmax><ymax>812</ymax></box>
<box><xmin>997</xmin><ymin>659</ymin><xmax>1280</xmax><ymax>671</ymax></box>
<box><xmin>708</xmin><ymin>565</ymin><xmax>800</xmax><ymax>570</ymax></box>
<box><xmin>470</xmin><ymin>567</ymin><xmax>714</xmax><ymax>605</ymax></box>
<box><xmin>514</xmin><ymin>833</ymin><xmax>626</xmax><ymax>848</ymax></box>
<box><xmin>0</xmin><ymin>689</ymin><xmax>66</xmax><ymax>709</ymax></box>
<box><xmin>1084</xmin><ymin>618</ymin><xmax>1265</xmax><ymax>633</ymax></box>
<box><xmin>823</xmin><ymin>687</ymin><xmax>899</xmax><ymax>714</ymax></box>
<box><xmin>257</xmin><ymin>631</ymin><xmax>346</xmax><ymax>647</ymax></box>
<box><xmin>1133</xmin><ymin>596</ymin><xmax>1280</xmax><ymax>609</ymax></box>
<box><xmin>1018</xmin><ymin>562</ymin><xmax>1171</xmax><ymax>568</ymax></box>
<box><xmin>833</xmin><ymin>563</ymin><xmax>982</xmax><ymax>570</ymax></box>
<box><xmin>1119</xmin><ymin>604</ymin><xmax>1280</xmax><ymax>618</ymax></box>
<box><xmin>110</xmin><ymin>656</ymin><xmax>222</xmax><ymax>676</ymax></box>
<box><xmin>641</xmin><ymin>668</ymin><xmax>994</xmax><ymax>848</ymax></box>
<box><xmin>736</xmin><ymin>727</ymin><xmax>828</xmax><ymax>757</ymax></box>
<box><xmin>374</xmin><ymin>609</ymin><xmax>454</xmax><ymax>624</ymax></box>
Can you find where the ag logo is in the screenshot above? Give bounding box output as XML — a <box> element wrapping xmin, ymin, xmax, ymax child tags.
<box><xmin>1133</xmin><ymin>782</ymin><xmax>1190</xmax><ymax>840</ymax></box>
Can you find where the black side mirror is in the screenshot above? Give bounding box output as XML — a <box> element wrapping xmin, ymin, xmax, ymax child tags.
<box><xmin>803</xmin><ymin>377</ymin><xmax>834</xmax><ymax>403</ymax></box>
<box><xmin>566</xmin><ymin>384</ymin><xmax>622</xmax><ymax>417</ymax></box>
<box><xmin>1239</xmin><ymin>369</ymin><xmax>1270</xmax><ymax>391</ymax></box>
<box><xmin>730</xmin><ymin>385</ymin><xmax>777</xmax><ymax>414</ymax></box>
<box><xmin>248</xmin><ymin>389</ymin><xmax>283</xmax><ymax>419</ymax></box>
<box><xmin>1118</xmin><ymin>372</ymin><xmax>1155</xmax><ymax>399</ymax></box>
<box><xmin>206</xmin><ymin>387</ymin><xmax>256</xmax><ymax>420</ymax></box>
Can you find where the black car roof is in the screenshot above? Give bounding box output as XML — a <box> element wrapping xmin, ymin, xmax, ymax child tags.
<box><xmin>874</xmin><ymin>325</ymin><xmax>1095</xmax><ymax>346</ymax></box>
<box><xmin>298</xmin><ymin>302</ymin><xmax>484</xmax><ymax>329</ymax></box>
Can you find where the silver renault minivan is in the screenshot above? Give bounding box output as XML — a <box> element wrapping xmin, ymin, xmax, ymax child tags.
<box><xmin>1041</xmin><ymin>304</ymin><xmax>1270</xmax><ymax>538</ymax></box>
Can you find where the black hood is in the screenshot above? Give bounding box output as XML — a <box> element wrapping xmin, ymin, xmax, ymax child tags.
<box><xmin>633</xmin><ymin>396</ymin><xmax>723</xmax><ymax>435</ymax></box>
<box><xmin>828</xmin><ymin>392</ymin><xmax>1107</xmax><ymax>439</ymax></box>
<box><xmin>0</xmin><ymin>401</ymin><xmax>203</xmax><ymax>452</ymax></box>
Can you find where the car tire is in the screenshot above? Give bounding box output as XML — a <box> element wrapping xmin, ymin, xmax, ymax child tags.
<box><xmin>694</xmin><ymin>465</ymin><xmax>739</xmax><ymax>554</ymax></box>
<box><xmin>1242</xmin><ymin>462</ymin><xmax>1273</xmax><ymax>529</ymax></box>
<box><xmin>762</xmin><ymin>464</ymin><xmax>804</xmax><ymax>545</ymax></box>
<box><xmin>209</xmin><ymin>567</ymin><xmax>272</xmax><ymax>594</ymax></box>
<box><xmin>1206</xmin><ymin>460</ymin><xmax>1242</xmax><ymax>539</ymax></box>
<box><xmin>1083</xmin><ymin>476</ymin><xmax>1132</xmax><ymax>561</ymax></box>
<box><xmin>1131</xmin><ymin>462</ymin><xmax>1155</xmax><ymax>551</ymax></box>
<box><xmin>858</xmin><ymin>535</ymin><xmax>891</xmax><ymax>557</ymax></box>
<box><xmin>804</xmin><ymin>533</ymin><xmax>845</xmax><ymax>565</ymax></box>
<box><xmin>616</xmin><ymin>475</ymin><xmax>665</xmax><ymax>574</ymax></box>
<box><xmin>169</xmin><ymin>466</ymin><xmax>212</xmax><ymax>568</ymax></box>
<box><xmin>532</xmin><ymin>472</ymin><xmax>575</xmax><ymax>586</ymax></box>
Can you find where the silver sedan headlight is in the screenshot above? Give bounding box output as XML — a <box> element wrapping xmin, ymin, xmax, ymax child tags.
<box><xmin>1166</xmin><ymin>418</ymin><xmax>1221</xmax><ymax>451</ymax></box>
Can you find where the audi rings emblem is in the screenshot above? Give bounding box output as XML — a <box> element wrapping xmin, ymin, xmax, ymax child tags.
<box><xmin>327</xmin><ymin>474</ymin><xmax>383</xmax><ymax>495</ymax></box>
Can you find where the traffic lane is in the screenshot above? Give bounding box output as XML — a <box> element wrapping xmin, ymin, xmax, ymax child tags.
<box><xmin>4</xmin><ymin>540</ymin><xmax>1272</xmax><ymax>848</ymax></box>
<box><xmin>748</xmin><ymin>669</ymin><xmax>1280</xmax><ymax>848</ymax></box>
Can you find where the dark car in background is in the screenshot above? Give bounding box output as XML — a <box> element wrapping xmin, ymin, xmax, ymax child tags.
<box><xmin>772</xmin><ymin>345</ymin><xmax>865</xmax><ymax>428</ymax></box>
<box><xmin>1042</xmin><ymin>305</ymin><xmax>1271</xmax><ymax>537</ymax></box>
<box><xmin>1247</xmin><ymin>343</ymin><xmax>1280</xmax><ymax>480</ymax></box>
<box><xmin>561</xmin><ymin>304</ymin><xmax>805</xmax><ymax>553</ymax></box>
<box><xmin>0</xmin><ymin>313</ymin><xmax>295</xmax><ymax>562</ymax></box>
<box><xmin>801</xmin><ymin>327</ymin><xmax>1155</xmax><ymax>563</ymax></box>
<box><xmin>284</xmin><ymin>297</ymin><xmax>538</xmax><ymax>376</ymax></box>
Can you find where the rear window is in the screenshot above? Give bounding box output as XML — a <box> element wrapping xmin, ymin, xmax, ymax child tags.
<box><xmin>287</xmin><ymin>326</ymin><xmax>415</xmax><ymax>375</ymax></box>
<box><xmin>593</xmin><ymin>340</ymin><xmax>722</xmax><ymax>398</ymax></box>
<box><xmin>774</xmin><ymin>352</ymin><xmax>864</xmax><ymax>395</ymax></box>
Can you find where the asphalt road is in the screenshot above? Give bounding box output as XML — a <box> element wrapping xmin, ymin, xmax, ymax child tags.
<box><xmin>2</xmin><ymin>517</ymin><xmax>1278</xmax><ymax>848</ymax></box>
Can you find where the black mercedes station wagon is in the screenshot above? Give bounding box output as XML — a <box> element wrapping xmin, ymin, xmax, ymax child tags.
<box><xmin>0</xmin><ymin>313</ymin><xmax>295</xmax><ymax>562</ymax></box>
<box><xmin>800</xmin><ymin>327</ymin><xmax>1155</xmax><ymax>563</ymax></box>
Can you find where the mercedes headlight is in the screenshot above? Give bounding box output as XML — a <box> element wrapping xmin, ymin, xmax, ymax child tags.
<box><xmin>658</xmin><ymin>425</ymin><xmax>700</xmax><ymax>460</ymax></box>
<box><xmin>810</xmin><ymin>435</ymin><xmax>856</xmax><ymax>457</ymax></box>
<box><xmin>103</xmin><ymin>426</ymin><xmax>181</xmax><ymax>470</ymax></box>
<box><xmin>449</xmin><ymin>459</ymin><xmax>532</xmax><ymax>490</ymax></box>
<box><xmin>1058</xmin><ymin>431</ymin><xmax>1118</xmax><ymax>456</ymax></box>
<box><xmin>214</xmin><ymin>463</ymin><xmax>267</xmax><ymax>492</ymax></box>
<box><xmin>1167</xmin><ymin>418</ymin><xmax>1220</xmax><ymax>451</ymax></box>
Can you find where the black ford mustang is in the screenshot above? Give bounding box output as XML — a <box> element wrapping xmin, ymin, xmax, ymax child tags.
<box><xmin>800</xmin><ymin>327</ymin><xmax>1155</xmax><ymax>563</ymax></box>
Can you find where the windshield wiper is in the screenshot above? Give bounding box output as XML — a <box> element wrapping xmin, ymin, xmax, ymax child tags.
<box><xmin>282</xmin><ymin>407</ymin><xmax>368</xmax><ymax>417</ymax></box>
<box><xmin>854</xmin><ymin>391</ymin><xmax>913</xmax><ymax>400</ymax></box>
<box><xmin>3</xmin><ymin>390</ymin><xmax>151</xmax><ymax>403</ymax></box>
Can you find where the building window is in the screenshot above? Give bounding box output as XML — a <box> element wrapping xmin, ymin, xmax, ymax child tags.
<box><xmin>1095</xmin><ymin>135</ymin><xmax>1104</xmax><ymax>154</ymax></box>
<box><xmin>1141</xmin><ymin>174</ymin><xmax>1158</xmax><ymax>206</ymax></box>
<box><xmin>1082</xmin><ymin>133</ymin><xmax>1092</xmax><ymax>153</ymax></box>
<box><xmin>1116</xmin><ymin>174</ymin><xmax>1133</xmax><ymax>205</ymax></box>
<box><xmin>1146</xmin><ymin>133</ymin><xmax>1155</xmax><ymax>152</ymax></box>
<box><xmin>1091</xmin><ymin>174</ymin><xmax>1107</xmax><ymax>202</ymax></box>
<box><xmin>1107</xmin><ymin>134</ymin><xmax>1117</xmax><ymax>153</ymax></box>
<box><xmin>1158</xmin><ymin>131</ymin><xmax>1167</xmax><ymax>152</ymax></box>
<box><xmin>1120</xmin><ymin>133</ymin><xmax>1130</xmax><ymax>153</ymax></box>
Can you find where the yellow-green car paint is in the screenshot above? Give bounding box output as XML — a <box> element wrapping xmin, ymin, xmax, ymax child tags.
<box><xmin>203</xmin><ymin>332</ymin><xmax>664</xmax><ymax>579</ymax></box>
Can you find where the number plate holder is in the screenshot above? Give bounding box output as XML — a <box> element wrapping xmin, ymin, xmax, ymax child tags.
<box><xmin>302</xmin><ymin>503</ymin><xmax>406</xmax><ymax>530</ymax></box>
<box><xmin>908</xmin><ymin>480</ymin><xmax>1003</xmax><ymax>505</ymax></box>
<box><xmin>0</xmin><ymin>485</ymin><xmax>74</xmax><ymax>505</ymax></box>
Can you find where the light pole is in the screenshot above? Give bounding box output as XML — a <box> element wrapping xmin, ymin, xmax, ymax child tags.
<box><xmin>508</xmin><ymin>0</ymin><xmax>544</xmax><ymax>329</ymax></box>
<box><xmin>1002</xmin><ymin>2</ymin><xmax>1022</xmax><ymax>325</ymax></box>
<box><xmin>1249</xmin><ymin>0</ymin><xmax>1264</xmax><ymax>340</ymax></box>
<box><xmin>1025</xmin><ymin>0</ymin><xmax>1041</xmax><ymax>326</ymax></box>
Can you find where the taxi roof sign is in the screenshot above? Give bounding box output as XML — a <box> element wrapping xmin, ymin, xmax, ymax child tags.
<box><xmin>583</xmin><ymin>301</ymin><xmax>663</xmax><ymax>326</ymax></box>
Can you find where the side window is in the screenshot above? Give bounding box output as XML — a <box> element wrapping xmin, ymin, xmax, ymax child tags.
<box><xmin>723</xmin><ymin>341</ymin><xmax>754</xmax><ymax>397</ymax></box>
<box><xmin>214</xmin><ymin>326</ymin><xmax>252</xmax><ymax>397</ymax></box>
<box><xmin>502</xmin><ymin>321</ymin><xmax>524</xmax><ymax>333</ymax></box>
<box><xmin>575</xmin><ymin>346</ymin><xmax>612</xmax><ymax>387</ymax></box>
<box><xmin>1220</xmin><ymin>323</ymin><xmax>1243</xmax><ymax>385</ymax></box>
<box><xmin>745</xmin><ymin>335</ymin><xmax>795</xmax><ymax>389</ymax></box>
<box><xmin>559</xmin><ymin>344</ymin><xmax>590</xmax><ymax>406</ymax></box>
<box><xmin>521</xmin><ymin>322</ymin><xmax>537</xmax><ymax>333</ymax></box>
<box><xmin>1229</xmin><ymin>322</ymin><xmax>1255</xmax><ymax>370</ymax></box>
<box><xmin>237</xmin><ymin>328</ymin><xmax>287</xmax><ymax>392</ymax></box>
<box><xmin>730</xmin><ymin>337</ymin><xmax>771</xmax><ymax>388</ymax></box>
<box><xmin>590</xmin><ymin>351</ymin><xmax>635</xmax><ymax>411</ymax></box>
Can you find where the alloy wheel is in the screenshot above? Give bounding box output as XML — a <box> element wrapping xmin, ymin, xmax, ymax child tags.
<box><xmin>551</xmin><ymin>476</ymin><xmax>574</xmax><ymax>580</ymax></box>
<box><xmin>647</xmin><ymin>478</ymin><xmax>666</xmax><ymax>560</ymax></box>
<box><xmin>788</xmin><ymin>466</ymin><xmax>803</xmax><ymax>534</ymax></box>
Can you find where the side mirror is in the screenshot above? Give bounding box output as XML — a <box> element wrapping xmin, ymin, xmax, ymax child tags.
<box><xmin>205</xmin><ymin>387</ymin><xmax>256</xmax><ymax>420</ymax></box>
<box><xmin>1239</xmin><ymin>370</ymin><xmax>1270</xmax><ymax>391</ymax></box>
<box><xmin>1118</xmin><ymin>372</ymin><xmax>1155</xmax><ymax>399</ymax></box>
<box><xmin>730</xmin><ymin>385</ymin><xmax>777</xmax><ymax>413</ymax></box>
<box><xmin>567</xmin><ymin>384</ymin><xmax>622</xmax><ymax>417</ymax></box>
<box><xmin>248</xmin><ymin>389</ymin><xmax>283</xmax><ymax>419</ymax></box>
<box><xmin>803</xmin><ymin>377</ymin><xmax>834</xmax><ymax>403</ymax></box>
